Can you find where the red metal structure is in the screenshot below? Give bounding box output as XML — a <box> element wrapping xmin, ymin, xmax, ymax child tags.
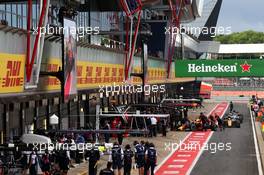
<box><xmin>26</xmin><ymin>0</ymin><xmax>48</xmax><ymax>82</ymax></box>
<box><xmin>26</xmin><ymin>0</ymin><xmax>32</xmax><ymax>82</ymax></box>
<box><xmin>166</xmin><ymin>0</ymin><xmax>185</xmax><ymax>78</ymax></box>
<box><xmin>120</xmin><ymin>0</ymin><xmax>143</xmax><ymax>80</ymax></box>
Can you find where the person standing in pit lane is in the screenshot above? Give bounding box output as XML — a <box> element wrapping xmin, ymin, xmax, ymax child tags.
<box><xmin>58</xmin><ymin>149</ymin><xmax>70</xmax><ymax>175</ymax></box>
<box><xmin>143</xmin><ymin>141</ymin><xmax>150</xmax><ymax>175</ymax></box>
<box><xmin>230</xmin><ymin>101</ymin><xmax>234</xmax><ymax>112</ymax></box>
<box><xmin>183</xmin><ymin>108</ymin><xmax>188</xmax><ymax>118</ymax></box>
<box><xmin>253</xmin><ymin>102</ymin><xmax>259</xmax><ymax>117</ymax></box>
<box><xmin>146</xmin><ymin>117</ymin><xmax>152</xmax><ymax>137</ymax></box>
<box><xmin>123</xmin><ymin>144</ymin><xmax>134</xmax><ymax>175</ymax></box>
<box><xmin>161</xmin><ymin>119</ymin><xmax>167</xmax><ymax>136</ymax></box>
<box><xmin>144</xmin><ymin>143</ymin><xmax>157</xmax><ymax>175</ymax></box>
<box><xmin>104</xmin><ymin>121</ymin><xmax>111</xmax><ymax>143</ymax></box>
<box><xmin>110</xmin><ymin>142</ymin><xmax>123</xmax><ymax>175</ymax></box>
<box><xmin>116</xmin><ymin>121</ymin><xmax>124</xmax><ymax>145</ymax></box>
<box><xmin>85</xmin><ymin>144</ymin><xmax>100</xmax><ymax>175</ymax></box>
<box><xmin>134</xmin><ymin>141</ymin><xmax>145</xmax><ymax>175</ymax></box>
<box><xmin>150</xmin><ymin>116</ymin><xmax>157</xmax><ymax>137</ymax></box>
<box><xmin>17</xmin><ymin>151</ymin><xmax>29</xmax><ymax>175</ymax></box>
<box><xmin>28</xmin><ymin>150</ymin><xmax>38</xmax><ymax>175</ymax></box>
<box><xmin>209</xmin><ymin>114</ymin><xmax>217</xmax><ymax>131</ymax></box>
<box><xmin>216</xmin><ymin>114</ymin><xmax>224</xmax><ymax>131</ymax></box>
<box><xmin>40</xmin><ymin>149</ymin><xmax>51</xmax><ymax>175</ymax></box>
<box><xmin>75</xmin><ymin>134</ymin><xmax>85</xmax><ymax>164</ymax></box>
<box><xmin>199</xmin><ymin>112</ymin><xmax>209</xmax><ymax>131</ymax></box>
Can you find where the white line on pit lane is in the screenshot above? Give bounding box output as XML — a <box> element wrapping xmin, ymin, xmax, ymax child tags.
<box><xmin>194</xmin><ymin>133</ymin><xmax>205</xmax><ymax>135</ymax></box>
<box><xmin>193</xmin><ymin>135</ymin><xmax>204</xmax><ymax>138</ymax></box>
<box><xmin>188</xmin><ymin>141</ymin><xmax>201</xmax><ymax>143</ymax></box>
<box><xmin>178</xmin><ymin>150</ymin><xmax>194</xmax><ymax>153</ymax></box>
<box><xmin>188</xmin><ymin>138</ymin><xmax>204</xmax><ymax>141</ymax></box>
<box><xmin>177</xmin><ymin>154</ymin><xmax>191</xmax><ymax>157</ymax></box>
<box><xmin>173</xmin><ymin>159</ymin><xmax>187</xmax><ymax>162</ymax></box>
<box><xmin>168</xmin><ymin>164</ymin><xmax>184</xmax><ymax>168</ymax></box>
<box><xmin>188</xmin><ymin>139</ymin><xmax>203</xmax><ymax>142</ymax></box>
<box><xmin>163</xmin><ymin>171</ymin><xmax>180</xmax><ymax>174</ymax></box>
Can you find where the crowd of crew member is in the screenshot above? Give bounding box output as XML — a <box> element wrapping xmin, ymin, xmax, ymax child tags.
<box><xmin>3</xmin><ymin>135</ymin><xmax>157</xmax><ymax>175</ymax></box>
<box><xmin>251</xmin><ymin>95</ymin><xmax>264</xmax><ymax>120</ymax></box>
<box><xmin>0</xmin><ymin>132</ymin><xmax>158</xmax><ymax>175</ymax></box>
<box><xmin>99</xmin><ymin>141</ymin><xmax>157</xmax><ymax>175</ymax></box>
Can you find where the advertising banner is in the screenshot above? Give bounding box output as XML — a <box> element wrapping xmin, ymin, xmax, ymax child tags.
<box><xmin>76</xmin><ymin>61</ymin><xmax>124</xmax><ymax>89</ymax></box>
<box><xmin>42</xmin><ymin>59</ymin><xmax>167</xmax><ymax>90</ymax></box>
<box><xmin>175</xmin><ymin>59</ymin><xmax>264</xmax><ymax>77</ymax></box>
<box><xmin>0</xmin><ymin>53</ymin><xmax>25</xmax><ymax>93</ymax></box>
<box><xmin>63</xmin><ymin>18</ymin><xmax>77</xmax><ymax>102</ymax></box>
<box><xmin>42</xmin><ymin>59</ymin><xmax>124</xmax><ymax>90</ymax></box>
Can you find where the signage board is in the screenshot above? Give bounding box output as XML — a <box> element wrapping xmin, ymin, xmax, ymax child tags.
<box><xmin>63</xmin><ymin>18</ymin><xmax>77</xmax><ymax>102</ymax></box>
<box><xmin>175</xmin><ymin>59</ymin><xmax>264</xmax><ymax>77</ymax></box>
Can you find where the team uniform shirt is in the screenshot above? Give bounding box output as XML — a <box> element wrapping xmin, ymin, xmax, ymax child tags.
<box><xmin>124</xmin><ymin>149</ymin><xmax>134</xmax><ymax>165</ymax></box>
<box><xmin>145</xmin><ymin>147</ymin><xmax>157</xmax><ymax>164</ymax></box>
<box><xmin>86</xmin><ymin>148</ymin><xmax>100</xmax><ymax>163</ymax></box>
<box><xmin>134</xmin><ymin>144</ymin><xmax>145</xmax><ymax>168</ymax></box>
<box><xmin>109</xmin><ymin>145</ymin><xmax>124</xmax><ymax>169</ymax></box>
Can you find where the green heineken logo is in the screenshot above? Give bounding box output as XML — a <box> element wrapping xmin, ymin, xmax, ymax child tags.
<box><xmin>175</xmin><ymin>59</ymin><xmax>262</xmax><ymax>77</ymax></box>
<box><xmin>187</xmin><ymin>61</ymin><xmax>252</xmax><ymax>73</ymax></box>
<box><xmin>188</xmin><ymin>63</ymin><xmax>237</xmax><ymax>73</ymax></box>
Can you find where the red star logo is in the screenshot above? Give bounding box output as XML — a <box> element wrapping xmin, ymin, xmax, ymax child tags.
<box><xmin>240</xmin><ymin>61</ymin><xmax>252</xmax><ymax>72</ymax></box>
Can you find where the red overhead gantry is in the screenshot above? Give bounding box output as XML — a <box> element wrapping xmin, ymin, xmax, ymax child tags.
<box><xmin>26</xmin><ymin>0</ymin><xmax>49</xmax><ymax>86</ymax></box>
<box><xmin>166</xmin><ymin>0</ymin><xmax>185</xmax><ymax>78</ymax></box>
<box><xmin>120</xmin><ymin>0</ymin><xmax>143</xmax><ymax>81</ymax></box>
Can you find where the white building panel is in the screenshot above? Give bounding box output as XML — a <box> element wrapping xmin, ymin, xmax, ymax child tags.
<box><xmin>218</xmin><ymin>44</ymin><xmax>264</xmax><ymax>54</ymax></box>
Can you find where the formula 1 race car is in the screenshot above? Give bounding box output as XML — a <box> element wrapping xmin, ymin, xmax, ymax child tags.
<box><xmin>230</xmin><ymin>111</ymin><xmax>244</xmax><ymax>123</ymax></box>
<box><xmin>190</xmin><ymin>119</ymin><xmax>217</xmax><ymax>131</ymax></box>
<box><xmin>235</xmin><ymin>111</ymin><xmax>244</xmax><ymax>123</ymax></box>
<box><xmin>177</xmin><ymin>119</ymin><xmax>218</xmax><ymax>132</ymax></box>
<box><xmin>223</xmin><ymin>112</ymin><xmax>242</xmax><ymax>128</ymax></box>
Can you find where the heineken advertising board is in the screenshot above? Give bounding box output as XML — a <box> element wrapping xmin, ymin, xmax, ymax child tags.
<box><xmin>175</xmin><ymin>59</ymin><xmax>264</xmax><ymax>77</ymax></box>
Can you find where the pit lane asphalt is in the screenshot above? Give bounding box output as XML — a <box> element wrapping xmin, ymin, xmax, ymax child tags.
<box><xmin>190</xmin><ymin>103</ymin><xmax>259</xmax><ymax>175</ymax></box>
